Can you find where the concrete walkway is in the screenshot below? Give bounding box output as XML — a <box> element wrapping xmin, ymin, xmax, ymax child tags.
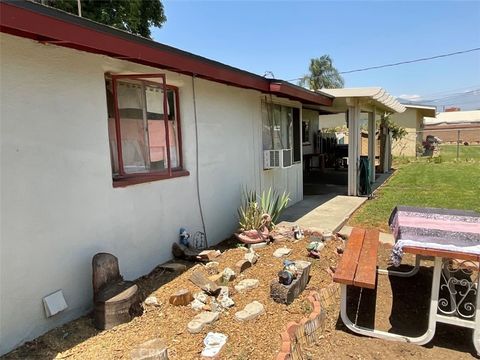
<box><xmin>278</xmin><ymin>195</ymin><xmax>367</xmax><ymax>233</ymax></box>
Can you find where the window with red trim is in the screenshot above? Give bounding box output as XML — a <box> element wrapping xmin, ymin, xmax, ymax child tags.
<box><xmin>105</xmin><ymin>74</ymin><xmax>186</xmax><ymax>185</ymax></box>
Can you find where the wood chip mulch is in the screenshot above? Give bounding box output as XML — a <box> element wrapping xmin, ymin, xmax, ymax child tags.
<box><xmin>4</xmin><ymin>234</ymin><xmax>341</xmax><ymax>360</ymax></box>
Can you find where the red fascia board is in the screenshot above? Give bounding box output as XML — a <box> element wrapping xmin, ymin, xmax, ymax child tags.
<box><xmin>0</xmin><ymin>2</ymin><xmax>270</xmax><ymax>92</ymax></box>
<box><xmin>269</xmin><ymin>83</ymin><xmax>333</xmax><ymax>106</ymax></box>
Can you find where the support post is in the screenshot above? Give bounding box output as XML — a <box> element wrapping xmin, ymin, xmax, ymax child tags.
<box><xmin>368</xmin><ymin>109</ymin><xmax>376</xmax><ymax>184</ymax></box>
<box><xmin>347</xmin><ymin>99</ymin><xmax>361</xmax><ymax>196</ymax></box>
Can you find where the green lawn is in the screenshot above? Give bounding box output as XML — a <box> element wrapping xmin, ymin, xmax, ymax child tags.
<box><xmin>438</xmin><ymin>144</ymin><xmax>480</xmax><ymax>161</ymax></box>
<box><xmin>348</xmin><ymin>160</ymin><xmax>480</xmax><ymax>232</ymax></box>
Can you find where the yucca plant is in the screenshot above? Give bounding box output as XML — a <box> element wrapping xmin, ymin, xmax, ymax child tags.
<box><xmin>237</xmin><ymin>187</ymin><xmax>290</xmax><ymax>231</ymax></box>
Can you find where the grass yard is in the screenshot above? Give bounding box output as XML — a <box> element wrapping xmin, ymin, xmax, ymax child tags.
<box><xmin>438</xmin><ymin>144</ymin><xmax>480</xmax><ymax>162</ymax></box>
<box><xmin>348</xmin><ymin>160</ymin><xmax>480</xmax><ymax>232</ymax></box>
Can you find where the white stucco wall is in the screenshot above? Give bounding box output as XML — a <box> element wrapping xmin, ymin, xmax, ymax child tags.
<box><xmin>391</xmin><ymin>108</ymin><xmax>421</xmax><ymax>157</ymax></box>
<box><xmin>0</xmin><ymin>33</ymin><xmax>302</xmax><ymax>354</ymax></box>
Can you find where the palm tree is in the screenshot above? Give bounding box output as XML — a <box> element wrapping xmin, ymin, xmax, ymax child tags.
<box><xmin>299</xmin><ymin>55</ymin><xmax>344</xmax><ymax>90</ymax></box>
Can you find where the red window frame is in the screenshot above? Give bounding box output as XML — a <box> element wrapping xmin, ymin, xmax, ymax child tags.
<box><xmin>109</xmin><ymin>73</ymin><xmax>188</xmax><ymax>187</ymax></box>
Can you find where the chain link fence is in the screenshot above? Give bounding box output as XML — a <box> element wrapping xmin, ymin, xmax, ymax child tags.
<box><xmin>393</xmin><ymin>127</ymin><xmax>480</xmax><ymax>161</ymax></box>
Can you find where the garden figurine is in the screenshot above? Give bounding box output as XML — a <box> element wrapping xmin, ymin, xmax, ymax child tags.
<box><xmin>179</xmin><ymin>227</ymin><xmax>191</xmax><ymax>247</ymax></box>
<box><xmin>307</xmin><ymin>241</ymin><xmax>325</xmax><ymax>258</ymax></box>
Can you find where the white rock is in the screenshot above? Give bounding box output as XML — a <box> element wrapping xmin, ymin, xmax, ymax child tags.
<box><xmin>219</xmin><ymin>286</ymin><xmax>229</xmax><ymax>297</ymax></box>
<box><xmin>234</xmin><ymin>279</ymin><xmax>259</xmax><ymax>292</ymax></box>
<box><xmin>191</xmin><ymin>299</ymin><xmax>205</xmax><ymax>311</ymax></box>
<box><xmin>187</xmin><ymin>311</ymin><xmax>220</xmax><ymax>333</ymax></box>
<box><xmin>244</xmin><ymin>249</ymin><xmax>259</xmax><ymax>264</ymax></box>
<box><xmin>194</xmin><ymin>291</ymin><xmax>208</xmax><ymax>303</ymax></box>
<box><xmin>201</xmin><ymin>332</ymin><xmax>228</xmax><ymax>358</ymax></box>
<box><xmin>144</xmin><ymin>296</ymin><xmax>161</xmax><ymax>307</ymax></box>
<box><xmin>235</xmin><ymin>301</ymin><xmax>265</xmax><ymax>321</ymax></box>
<box><xmin>222</xmin><ymin>267</ymin><xmax>236</xmax><ymax>281</ymax></box>
<box><xmin>273</xmin><ymin>247</ymin><xmax>292</xmax><ymax>258</ymax></box>
<box><xmin>219</xmin><ymin>296</ymin><xmax>235</xmax><ymax>308</ymax></box>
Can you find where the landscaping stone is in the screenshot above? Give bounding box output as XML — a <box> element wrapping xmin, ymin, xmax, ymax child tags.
<box><xmin>190</xmin><ymin>299</ymin><xmax>205</xmax><ymax>311</ymax></box>
<box><xmin>190</xmin><ymin>270</ymin><xmax>220</xmax><ymax>295</ymax></box>
<box><xmin>187</xmin><ymin>311</ymin><xmax>220</xmax><ymax>333</ymax></box>
<box><xmin>194</xmin><ymin>291</ymin><xmax>209</xmax><ymax>303</ymax></box>
<box><xmin>208</xmin><ymin>273</ymin><xmax>225</xmax><ymax>286</ymax></box>
<box><xmin>144</xmin><ymin>296</ymin><xmax>161</xmax><ymax>307</ymax></box>
<box><xmin>244</xmin><ymin>249</ymin><xmax>259</xmax><ymax>264</ymax></box>
<box><xmin>198</xmin><ymin>250</ymin><xmax>221</xmax><ymax>261</ymax></box>
<box><xmin>222</xmin><ymin>268</ymin><xmax>236</xmax><ymax>281</ymax></box>
<box><xmin>234</xmin><ymin>279</ymin><xmax>259</xmax><ymax>292</ymax></box>
<box><xmin>130</xmin><ymin>338</ymin><xmax>168</xmax><ymax>360</ymax></box>
<box><xmin>169</xmin><ymin>289</ymin><xmax>193</xmax><ymax>306</ymax></box>
<box><xmin>158</xmin><ymin>263</ymin><xmax>187</xmax><ymax>273</ymax></box>
<box><xmin>217</xmin><ymin>286</ymin><xmax>234</xmax><ymax>309</ymax></box>
<box><xmin>201</xmin><ymin>332</ymin><xmax>227</xmax><ymax>359</ymax></box>
<box><xmin>270</xmin><ymin>260</ymin><xmax>312</xmax><ymax>305</ymax></box>
<box><xmin>235</xmin><ymin>301</ymin><xmax>265</xmax><ymax>321</ymax></box>
<box><xmin>273</xmin><ymin>247</ymin><xmax>292</xmax><ymax>258</ymax></box>
<box><xmin>235</xmin><ymin>259</ymin><xmax>252</xmax><ymax>274</ymax></box>
<box><xmin>249</xmin><ymin>242</ymin><xmax>268</xmax><ymax>250</ymax></box>
<box><xmin>204</xmin><ymin>262</ymin><xmax>220</xmax><ymax>275</ymax></box>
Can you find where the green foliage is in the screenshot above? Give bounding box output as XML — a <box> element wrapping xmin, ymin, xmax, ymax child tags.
<box><xmin>36</xmin><ymin>0</ymin><xmax>166</xmax><ymax>38</ymax></box>
<box><xmin>299</xmin><ymin>55</ymin><xmax>344</xmax><ymax>90</ymax></box>
<box><xmin>379</xmin><ymin>114</ymin><xmax>408</xmax><ymax>141</ymax></box>
<box><xmin>237</xmin><ymin>188</ymin><xmax>290</xmax><ymax>231</ymax></box>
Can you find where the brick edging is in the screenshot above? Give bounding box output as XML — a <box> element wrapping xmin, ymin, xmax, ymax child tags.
<box><xmin>276</xmin><ymin>291</ymin><xmax>324</xmax><ymax>360</ymax></box>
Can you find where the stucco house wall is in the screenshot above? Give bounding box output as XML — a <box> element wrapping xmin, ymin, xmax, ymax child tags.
<box><xmin>390</xmin><ymin>107</ymin><xmax>421</xmax><ymax>157</ymax></box>
<box><xmin>0</xmin><ymin>33</ymin><xmax>302</xmax><ymax>354</ymax></box>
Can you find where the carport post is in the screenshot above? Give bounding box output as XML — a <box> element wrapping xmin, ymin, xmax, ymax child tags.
<box><xmin>347</xmin><ymin>99</ymin><xmax>361</xmax><ymax>196</ymax></box>
<box><xmin>368</xmin><ymin>108</ymin><xmax>376</xmax><ymax>183</ymax></box>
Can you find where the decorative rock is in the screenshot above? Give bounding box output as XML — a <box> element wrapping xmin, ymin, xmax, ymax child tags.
<box><xmin>336</xmin><ymin>246</ymin><xmax>344</xmax><ymax>255</ymax></box>
<box><xmin>249</xmin><ymin>242</ymin><xmax>268</xmax><ymax>250</ymax></box>
<box><xmin>201</xmin><ymin>332</ymin><xmax>227</xmax><ymax>359</ymax></box>
<box><xmin>204</xmin><ymin>262</ymin><xmax>220</xmax><ymax>275</ymax></box>
<box><xmin>234</xmin><ymin>279</ymin><xmax>259</xmax><ymax>292</ymax></box>
<box><xmin>273</xmin><ymin>247</ymin><xmax>292</xmax><ymax>258</ymax></box>
<box><xmin>217</xmin><ymin>286</ymin><xmax>234</xmax><ymax>309</ymax></box>
<box><xmin>235</xmin><ymin>301</ymin><xmax>265</xmax><ymax>321</ymax></box>
<box><xmin>187</xmin><ymin>311</ymin><xmax>220</xmax><ymax>333</ymax></box>
<box><xmin>131</xmin><ymin>338</ymin><xmax>168</xmax><ymax>360</ymax></box>
<box><xmin>169</xmin><ymin>289</ymin><xmax>194</xmax><ymax>306</ymax></box>
<box><xmin>158</xmin><ymin>263</ymin><xmax>187</xmax><ymax>273</ymax></box>
<box><xmin>244</xmin><ymin>249</ymin><xmax>259</xmax><ymax>264</ymax></box>
<box><xmin>235</xmin><ymin>259</ymin><xmax>252</xmax><ymax>274</ymax></box>
<box><xmin>144</xmin><ymin>296</ymin><xmax>161</xmax><ymax>307</ymax></box>
<box><xmin>208</xmin><ymin>273</ymin><xmax>225</xmax><ymax>286</ymax></box>
<box><xmin>222</xmin><ymin>268</ymin><xmax>236</xmax><ymax>281</ymax></box>
<box><xmin>198</xmin><ymin>250</ymin><xmax>221</xmax><ymax>261</ymax></box>
<box><xmin>172</xmin><ymin>243</ymin><xmax>208</xmax><ymax>262</ymax></box>
<box><xmin>270</xmin><ymin>260</ymin><xmax>312</xmax><ymax>305</ymax></box>
<box><xmin>191</xmin><ymin>299</ymin><xmax>205</xmax><ymax>311</ymax></box>
<box><xmin>194</xmin><ymin>291</ymin><xmax>209</xmax><ymax>303</ymax></box>
<box><xmin>190</xmin><ymin>270</ymin><xmax>220</xmax><ymax>295</ymax></box>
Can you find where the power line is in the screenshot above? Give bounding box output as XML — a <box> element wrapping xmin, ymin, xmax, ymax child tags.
<box><xmin>287</xmin><ymin>47</ymin><xmax>480</xmax><ymax>82</ymax></box>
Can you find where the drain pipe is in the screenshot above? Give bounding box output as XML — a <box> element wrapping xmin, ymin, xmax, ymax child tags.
<box><xmin>192</xmin><ymin>75</ymin><xmax>208</xmax><ymax>247</ymax></box>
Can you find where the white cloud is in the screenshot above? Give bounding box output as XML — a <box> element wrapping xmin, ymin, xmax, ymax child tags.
<box><xmin>398</xmin><ymin>94</ymin><xmax>422</xmax><ymax>101</ymax></box>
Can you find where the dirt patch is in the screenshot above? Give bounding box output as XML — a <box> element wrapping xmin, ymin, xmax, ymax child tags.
<box><xmin>3</xmin><ymin>239</ymin><xmax>477</xmax><ymax>359</ymax></box>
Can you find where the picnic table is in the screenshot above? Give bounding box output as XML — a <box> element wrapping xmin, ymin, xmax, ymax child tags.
<box><xmin>334</xmin><ymin>206</ymin><xmax>480</xmax><ymax>354</ymax></box>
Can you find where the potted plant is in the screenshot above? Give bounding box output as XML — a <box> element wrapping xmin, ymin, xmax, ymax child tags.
<box><xmin>235</xmin><ymin>188</ymin><xmax>289</xmax><ymax>244</ymax></box>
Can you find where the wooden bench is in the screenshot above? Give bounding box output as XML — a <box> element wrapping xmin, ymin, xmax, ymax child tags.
<box><xmin>333</xmin><ymin>228</ymin><xmax>380</xmax><ymax>289</ymax></box>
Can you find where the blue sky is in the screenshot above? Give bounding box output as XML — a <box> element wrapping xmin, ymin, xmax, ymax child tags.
<box><xmin>152</xmin><ymin>1</ymin><xmax>480</xmax><ymax>110</ymax></box>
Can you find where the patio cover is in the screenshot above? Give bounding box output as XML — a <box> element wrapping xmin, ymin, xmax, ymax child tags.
<box><xmin>317</xmin><ymin>87</ymin><xmax>406</xmax><ymax>196</ymax></box>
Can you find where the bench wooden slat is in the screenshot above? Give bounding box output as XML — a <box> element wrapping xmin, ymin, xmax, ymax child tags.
<box><xmin>333</xmin><ymin>228</ymin><xmax>366</xmax><ymax>286</ymax></box>
<box><xmin>353</xmin><ymin>229</ymin><xmax>379</xmax><ymax>289</ymax></box>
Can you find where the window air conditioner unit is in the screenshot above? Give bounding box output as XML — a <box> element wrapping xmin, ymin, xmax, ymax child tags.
<box><xmin>264</xmin><ymin>150</ymin><xmax>281</xmax><ymax>169</ymax></box>
<box><xmin>263</xmin><ymin>149</ymin><xmax>293</xmax><ymax>169</ymax></box>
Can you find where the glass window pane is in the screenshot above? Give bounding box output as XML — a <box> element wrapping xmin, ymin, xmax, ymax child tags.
<box><xmin>105</xmin><ymin>80</ymin><xmax>119</xmax><ymax>175</ymax></box>
<box><xmin>145</xmin><ymin>84</ymin><xmax>167</xmax><ymax>171</ymax></box>
<box><xmin>117</xmin><ymin>80</ymin><xmax>149</xmax><ymax>174</ymax></box>
<box><xmin>167</xmin><ymin>90</ymin><xmax>180</xmax><ymax>168</ymax></box>
<box><xmin>262</xmin><ymin>101</ymin><xmax>273</xmax><ymax>151</ymax></box>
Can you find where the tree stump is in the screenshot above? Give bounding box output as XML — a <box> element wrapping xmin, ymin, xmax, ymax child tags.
<box><xmin>92</xmin><ymin>253</ymin><xmax>139</xmax><ymax>330</ymax></box>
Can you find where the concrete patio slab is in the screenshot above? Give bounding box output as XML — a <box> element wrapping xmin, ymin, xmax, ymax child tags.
<box><xmin>279</xmin><ymin>195</ymin><xmax>367</xmax><ymax>233</ymax></box>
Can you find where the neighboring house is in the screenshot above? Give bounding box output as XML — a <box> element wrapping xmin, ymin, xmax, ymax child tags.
<box><xmin>0</xmin><ymin>2</ymin><xmax>405</xmax><ymax>355</ymax></box>
<box><xmin>424</xmin><ymin>110</ymin><xmax>480</xmax><ymax>144</ymax></box>
<box><xmin>390</xmin><ymin>105</ymin><xmax>436</xmax><ymax>157</ymax></box>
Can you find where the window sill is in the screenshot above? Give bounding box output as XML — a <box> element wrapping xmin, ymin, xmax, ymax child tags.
<box><xmin>113</xmin><ymin>169</ymin><xmax>190</xmax><ymax>188</ymax></box>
